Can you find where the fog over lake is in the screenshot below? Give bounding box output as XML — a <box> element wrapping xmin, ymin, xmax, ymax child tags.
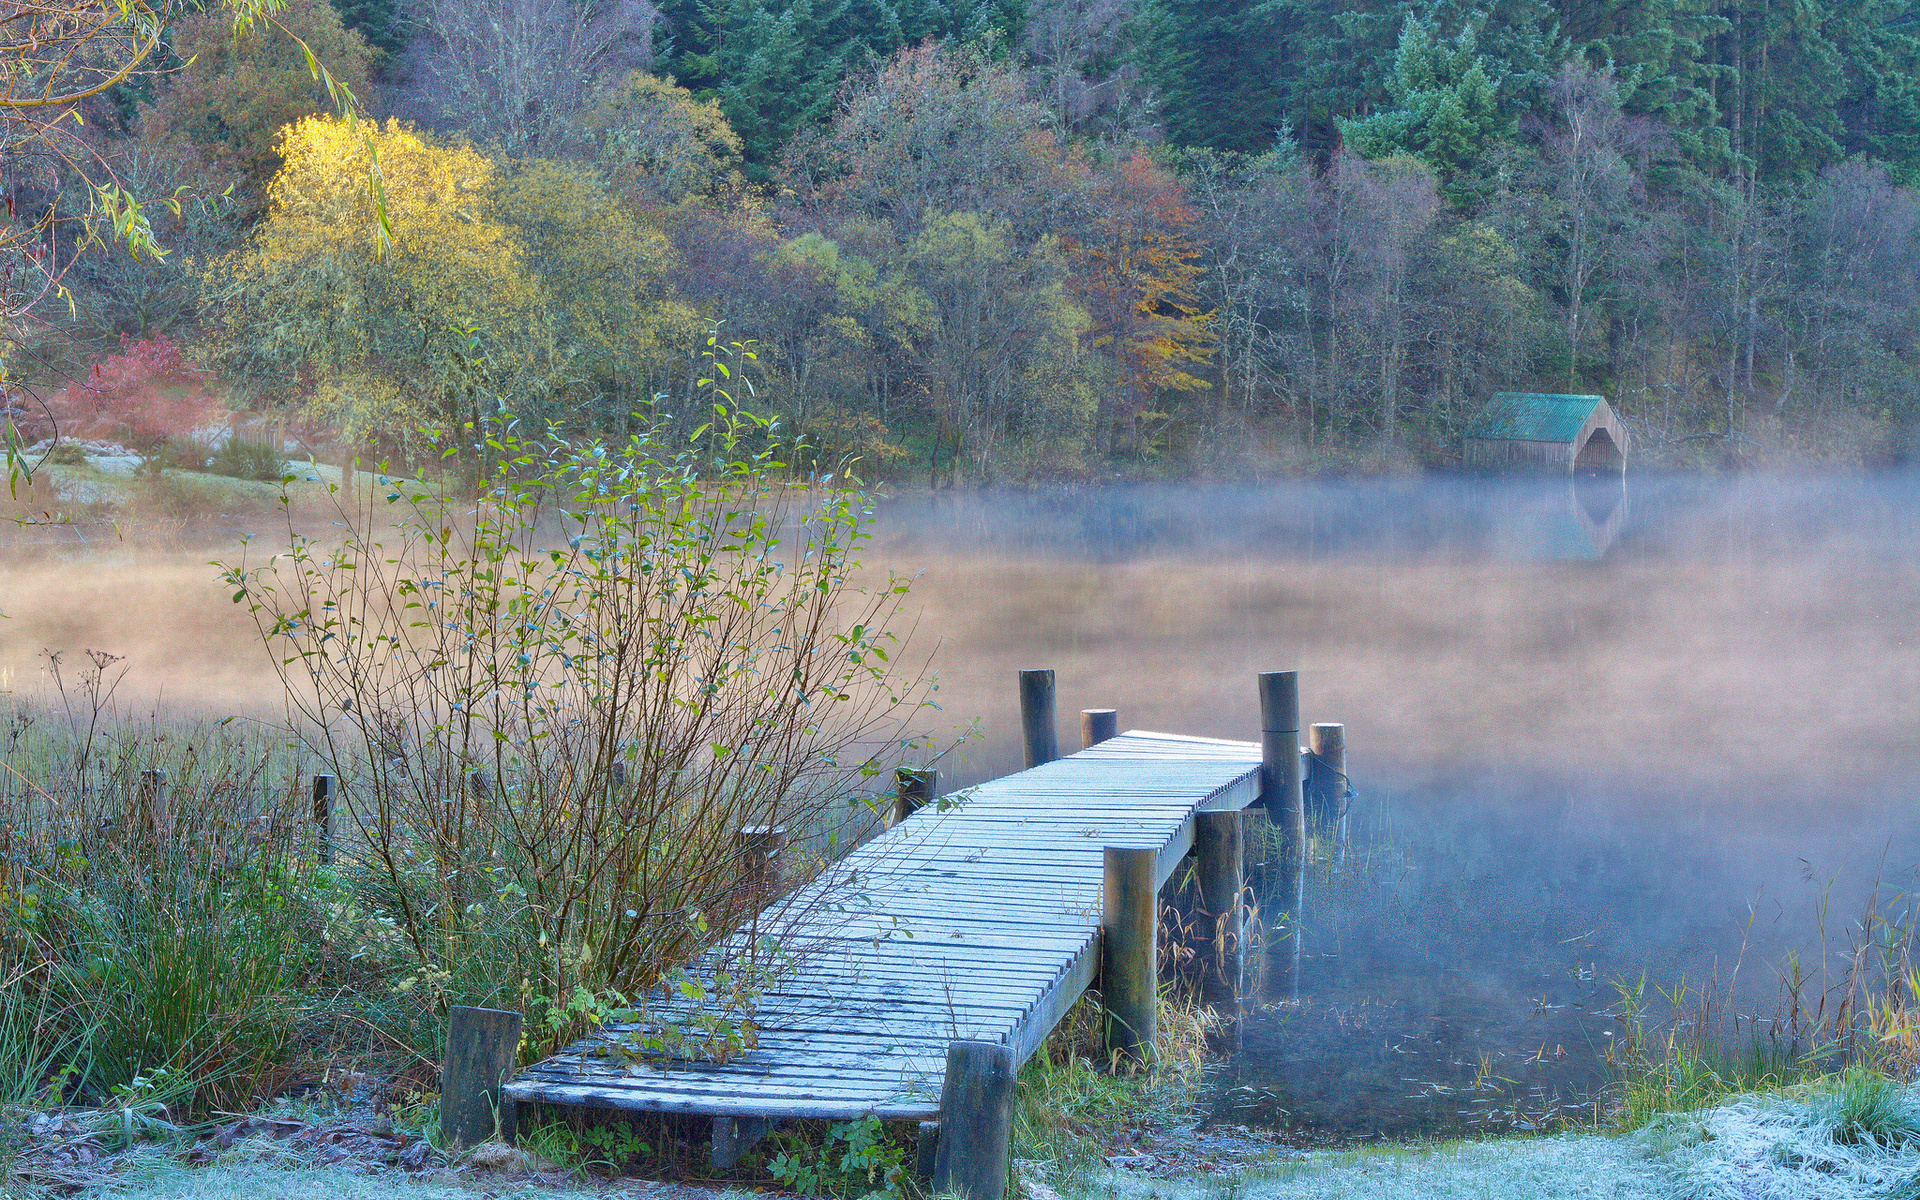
<box><xmin>3</xmin><ymin>471</ymin><xmax>1915</xmax><ymax>1139</ymax></box>
<box><xmin>873</xmin><ymin>474</ymin><xmax>1920</xmax><ymax>1139</ymax></box>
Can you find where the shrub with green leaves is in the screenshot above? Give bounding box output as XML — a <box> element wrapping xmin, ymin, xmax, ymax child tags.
<box><xmin>221</xmin><ymin>401</ymin><xmax>934</xmax><ymax>1054</ymax></box>
<box><xmin>767</xmin><ymin>1117</ymin><xmax>911</xmax><ymax>1197</ymax></box>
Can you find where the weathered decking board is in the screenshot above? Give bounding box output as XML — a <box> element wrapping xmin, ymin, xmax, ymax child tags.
<box><xmin>502</xmin><ymin>729</ymin><xmax>1262</xmax><ymax>1123</ymax></box>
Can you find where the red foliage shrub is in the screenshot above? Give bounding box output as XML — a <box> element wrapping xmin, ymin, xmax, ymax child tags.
<box><xmin>55</xmin><ymin>336</ymin><xmax>223</xmax><ymax>453</ymax></box>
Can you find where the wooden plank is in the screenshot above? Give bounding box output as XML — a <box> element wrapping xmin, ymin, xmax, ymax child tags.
<box><xmin>503</xmin><ymin>1079</ymin><xmax>941</xmax><ymax>1121</ymax></box>
<box><xmin>1007</xmin><ymin>934</ymin><xmax>1100</xmax><ymax>1068</ymax></box>
<box><xmin>507</xmin><ymin>731</ymin><xmax>1264</xmax><ymax>1125</ymax></box>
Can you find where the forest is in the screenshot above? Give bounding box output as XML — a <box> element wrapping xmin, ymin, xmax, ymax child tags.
<box><xmin>5</xmin><ymin>0</ymin><xmax>1920</xmax><ymax>480</ymax></box>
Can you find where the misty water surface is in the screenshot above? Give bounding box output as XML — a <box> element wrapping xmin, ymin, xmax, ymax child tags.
<box><xmin>1</xmin><ymin>472</ymin><xmax>1915</xmax><ymax>1140</ymax></box>
<box><xmin>872</xmin><ymin>473</ymin><xmax>1920</xmax><ymax>1141</ymax></box>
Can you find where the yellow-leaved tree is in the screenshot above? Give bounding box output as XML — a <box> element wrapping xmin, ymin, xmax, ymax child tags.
<box><xmin>211</xmin><ymin>116</ymin><xmax>697</xmax><ymax>448</ymax></box>
<box><xmin>489</xmin><ymin>159</ymin><xmax>700</xmax><ymax>424</ymax></box>
<box><xmin>210</xmin><ymin>116</ymin><xmax>548</xmax><ymax>448</ymax></box>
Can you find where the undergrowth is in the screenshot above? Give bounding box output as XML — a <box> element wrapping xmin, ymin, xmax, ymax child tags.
<box><xmin>0</xmin><ymin>409</ymin><xmax>938</xmax><ymax>1173</ymax></box>
<box><xmin>1014</xmin><ymin>985</ymin><xmax>1226</xmax><ymax>1188</ymax></box>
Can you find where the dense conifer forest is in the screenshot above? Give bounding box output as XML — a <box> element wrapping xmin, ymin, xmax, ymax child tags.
<box><xmin>7</xmin><ymin>0</ymin><xmax>1920</xmax><ymax>478</ymax></box>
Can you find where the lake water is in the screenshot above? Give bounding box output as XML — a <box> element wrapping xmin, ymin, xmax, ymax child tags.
<box><xmin>2</xmin><ymin>470</ymin><xmax>1915</xmax><ymax>1142</ymax></box>
<box><xmin>870</xmin><ymin>473</ymin><xmax>1920</xmax><ymax>1142</ymax></box>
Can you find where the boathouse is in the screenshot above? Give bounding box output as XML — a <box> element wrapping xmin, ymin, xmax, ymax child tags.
<box><xmin>1463</xmin><ymin>393</ymin><xmax>1628</xmax><ymax>474</ymax></box>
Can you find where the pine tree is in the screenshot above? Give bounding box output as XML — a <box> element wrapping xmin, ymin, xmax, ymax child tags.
<box><xmin>1134</xmin><ymin>0</ymin><xmax>1287</xmax><ymax>151</ymax></box>
<box><xmin>328</xmin><ymin>0</ymin><xmax>405</xmax><ymax>60</ymax></box>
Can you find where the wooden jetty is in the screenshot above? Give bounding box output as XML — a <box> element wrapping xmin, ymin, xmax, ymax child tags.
<box><xmin>494</xmin><ymin>671</ymin><xmax>1324</xmax><ymax>1199</ymax></box>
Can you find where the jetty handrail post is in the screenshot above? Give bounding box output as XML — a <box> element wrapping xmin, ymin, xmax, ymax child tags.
<box><xmin>737</xmin><ymin>824</ymin><xmax>788</xmax><ymax>905</ymax></box>
<box><xmin>311</xmin><ymin>774</ymin><xmax>337</xmax><ymax>866</ymax></box>
<box><xmin>931</xmin><ymin>1039</ymin><xmax>1015</xmax><ymax>1200</ymax></box>
<box><xmin>1259</xmin><ymin>671</ymin><xmax>1305</xmax><ymax>1001</ymax></box>
<box><xmin>1308</xmin><ymin>722</ymin><xmax>1350</xmax><ymax>863</ymax></box>
<box><xmin>892</xmin><ymin>766</ymin><xmax>937</xmax><ymax>827</ymax></box>
<box><xmin>1194</xmin><ymin>811</ymin><xmax>1244</xmax><ymax>1008</ymax></box>
<box><xmin>1101</xmin><ymin>845</ymin><xmax>1158</xmax><ymax>1064</ymax></box>
<box><xmin>442</xmin><ymin>1005</ymin><xmax>523</xmax><ymax>1149</ymax></box>
<box><xmin>1018</xmin><ymin>668</ymin><xmax>1059</xmax><ymax>768</ymax></box>
<box><xmin>1080</xmin><ymin>708</ymin><xmax>1118</xmax><ymax>748</ymax></box>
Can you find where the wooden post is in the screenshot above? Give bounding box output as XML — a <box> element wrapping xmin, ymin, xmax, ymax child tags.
<box><xmin>441</xmin><ymin>1005</ymin><xmax>522</xmax><ymax>1149</ymax></box>
<box><xmin>914</xmin><ymin>1120</ymin><xmax>941</xmax><ymax>1182</ymax></box>
<box><xmin>1101</xmin><ymin>845</ymin><xmax>1157</xmax><ymax>1064</ymax></box>
<box><xmin>1194</xmin><ymin>811</ymin><xmax>1243</xmax><ymax>1007</ymax></box>
<box><xmin>1258</xmin><ymin>671</ymin><xmax>1304</xmax><ymax>1002</ymax></box>
<box><xmin>311</xmin><ymin>774</ymin><xmax>336</xmax><ymax>866</ymax></box>
<box><xmin>892</xmin><ymin>766</ymin><xmax>937</xmax><ymax>827</ymax></box>
<box><xmin>136</xmin><ymin>769</ymin><xmax>170</xmax><ymax>845</ymax></box>
<box><xmin>738</xmin><ymin>824</ymin><xmax>787</xmax><ymax>903</ymax></box>
<box><xmin>1018</xmin><ymin>668</ymin><xmax>1058</xmax><ymax>768</ymax></box>
<box><xmin>1081</xmin><ymin>708</ymin><xmax>1118</xmax><ymax>748</ymax></box>
<box><xmin>711</xmin><ymin>1116</ymin><xmax>776</xmax><ymax>1169</ymax></box>
<box><xmin>1307</xmin><ymin>723</ymin><xmax>1347</xmax><ymax>827</ymax></box>
<box><xmin>931</xmin><ymin>1040</ymin><xmax>1015</xmax><ymax>1200</ymax></box>
<box><xmin>1258</xmin><ymin>671</ymin><xmax>1303</xmax><ymax>820</ymax></box>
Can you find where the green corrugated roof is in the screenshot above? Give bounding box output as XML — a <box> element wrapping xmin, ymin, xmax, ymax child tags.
<box><xmin>1465</xmin><ymin>393</ymin><xmax>1607</xmax><ymax>443</ymax></box>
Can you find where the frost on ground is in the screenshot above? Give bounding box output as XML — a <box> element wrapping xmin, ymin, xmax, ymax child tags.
<box><xmin>1091</xmin><ymin>1132</ymin><xmax>1663</xmax><ymax>1200</ymax></box>
<box><xmin>19</xmin><ymin>1086</ymin><xmax>1920</xmax><ymax>1200</ymax></box>
<box><xmin>1639</xmin><ymin>1089</ymin><xmax>1920</xmax><ymax>1200</ymax></box>
<box><xmin>48</xmin><ymin>1155</ymin><xmax>747</xmax><ymax>1200</ymax></box>
<box><xmin>1085</xmin><ymin>1085</ymin><xmax>1920</xmax><ymax>1200</ymax></box>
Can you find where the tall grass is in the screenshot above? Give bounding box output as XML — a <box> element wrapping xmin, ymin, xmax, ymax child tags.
<box><xmin>0</xmin><ymin>664</ymin><xmax>324</xmax><ymax>1114</ymax></box>
<box><xmin>1609</xmin><ymin>880</ymin><xmax>1920</xmax><ymax>1125</ymax></box>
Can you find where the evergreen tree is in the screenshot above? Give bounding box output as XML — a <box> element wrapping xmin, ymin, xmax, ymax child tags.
<box><xmin>661</xmin><ymin>0</ymin><xmax>1024</xmax><ymax>168</ymax></box>
<box><xmin>718</xmin><ymin>0</ymin><xmax>849</xmax><ymax>166</ymax></box>
<box><xmin>1555</xmin><ymin>0</ymin><xmax>1726</xmax><ymax>165</ymax></box>
<box><xmin>1272</xmin><ymin>0</ymin><xmax>1413</xmax><ymax>158</ymax></box>
<box><xmin>1833</xmin><ymin>0</ymin><xmax>1920</xmax><ymax>178</ymax></box>
<box><xmin>1341</xmin><ymin>13</ymin><xmax>1510</xmax><ymax>180</ymax></box>
<box><xmin>1134</xmin><ymin>0</ymin><xmax>1287</xmax><ymax>150</ymax></box>
<box><xmin>328</xmin><ymin>0</ymin><xmax>406</xmax><ymax>61</ymax></box>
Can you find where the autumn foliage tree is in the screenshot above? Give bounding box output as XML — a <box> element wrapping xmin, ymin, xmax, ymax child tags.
<box><xmin>207</xmin><ymin>116</ymin><xmax>541</xmax><ymax>446</ymax></box>
<box><xmin>137</xmin><ymin>0</ymin><xmax>378</xmax><ymax>210</ymax></box>
<box><xmin>209</xmin><ymin>115</ymin><xmax>696</xmax><ymax>449</ymax></box>
<box><xmin>1069</xmin><ymin>150</ymin><xmax>1214</xmax><ymax>456</ymax></box>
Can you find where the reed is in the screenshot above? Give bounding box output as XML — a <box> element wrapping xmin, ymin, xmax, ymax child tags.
<box><xmin>1608</xmin><ymin>878</ymin><xmax>1920</xmax><ymax>1126</ymax></box>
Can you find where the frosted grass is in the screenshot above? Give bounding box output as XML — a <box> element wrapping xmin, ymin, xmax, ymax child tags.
<box><xmin>1091</xmin><ymin>1134</ymin><xmax>1663</xmax><ymax>1200</ymax></box>
<box><xmin>1642</xmin><ymin>1085</ymin><xmax>1920</xmax><ymax>1200</ymax></box>
<box><xmin>1086</xmin><ymin>1084</ymin><xmax>1920</xmax><ymax>1200</ymax></box>
<box><xmin>49</xmin><ymin>1086</ymin><xmax>1920</xmax><ymax>1200</ymax></box>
